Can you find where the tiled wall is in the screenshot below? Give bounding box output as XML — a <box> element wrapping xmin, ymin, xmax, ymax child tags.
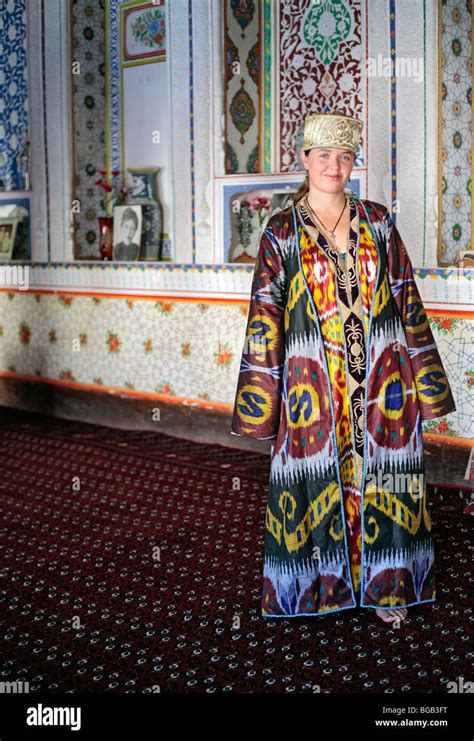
<box><xmin>0</xmin><ymin>290</ymin><xmax>472</xmax><ymax>443</ymax></box>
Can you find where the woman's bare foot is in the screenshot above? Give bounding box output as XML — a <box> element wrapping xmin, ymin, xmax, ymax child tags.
<box><xmin>375</xmin><ymin>607</ymin><xmax>408</xmax><ymax>623</ymax></box>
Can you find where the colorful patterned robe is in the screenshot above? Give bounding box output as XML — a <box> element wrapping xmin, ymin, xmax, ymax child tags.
<box><xmin>230</xmin><ymin>197</ymin><xmax>456</xmax><ymax>617</ymax></box>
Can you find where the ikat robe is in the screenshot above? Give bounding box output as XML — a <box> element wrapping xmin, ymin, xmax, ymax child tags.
<box><xmin>230</xmin><ymin>197</ymin><xmax>456</xmax><ymax>617</ymax></box>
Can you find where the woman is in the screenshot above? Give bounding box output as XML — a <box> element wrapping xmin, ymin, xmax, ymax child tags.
<box><xmin>231</xmin><ymin>111</ymin><xmax>455</xmax><ymax>623</ymax></box>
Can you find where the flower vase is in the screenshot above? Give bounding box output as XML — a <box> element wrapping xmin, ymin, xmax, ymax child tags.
<box><xmin>99</xmin><ymin>216</ymin><xmax>114</xmax><ymax>260</ymax></box>
<box><xmin>127</xmin><ymin>168</ymin><xmax>163</xmax><ymax>260</ymax></box>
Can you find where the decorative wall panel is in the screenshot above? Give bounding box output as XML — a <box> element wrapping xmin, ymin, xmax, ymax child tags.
<box><xmin>70</xmin><ymin>0</ymin><xmax>106</xmax><ymax>257</ymax></box>
<box><xmin>223</xmin><ymin>0</ymin><xmax>262</xmax><ymax>173</ymax></box>
<box><xmin>438</xmin><ymin>0</ymin><xmax>472</xmax><ymax>265</ymax></box>
<box><xmin>0</xmin><ymin>0</ymin><xmax>29</xmax><ymax>190</ymax></box>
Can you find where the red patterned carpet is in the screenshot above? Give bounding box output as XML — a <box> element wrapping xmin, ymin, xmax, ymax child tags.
<box><xmin>0</xmin><ymin>407</ymin><xmax>472</xmax><ymax>693</ymax></box>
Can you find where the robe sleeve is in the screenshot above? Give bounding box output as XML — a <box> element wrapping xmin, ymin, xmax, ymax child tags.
<box><xmin>384</xmin><ymin>209</ymin><xmax>456</xmax><ymax>421</ymax></box>
<box><xmin>230</xmin><ymin>217</ymin><xmax>287</xmax><ymax>440</ymax></box>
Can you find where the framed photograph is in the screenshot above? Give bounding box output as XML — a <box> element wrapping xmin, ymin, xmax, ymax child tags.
<box><xmin>126</xmin><ymin>168</ymin><xmax>162</xmax><ymax>261</ymax></box>
<box><xmin>127</xmin><ymin>168</ymin><xmax>158</xmax><ymax>202</ymax></box>
<box><xmin>214</xmin><ymin>175</ymin><xmax>304</xmax><ymax>264</ymax></box>
<box><xmin>214</xmin><ymin>172</ymin><xmax>366</xmax><ymax>263</ymax></box>
<box><xmin>112</xmin><ymin>205</ymin><xmax>142</xmax><ymax>261</ymax></box>
<box><xmin>0</xmin><ymin>200</ymin><xmax>31</xmax><ymax>260</ymax></box>
<box><xmin>0</xmin><ymin>201</ymin><xmax>29</xmax><ymax>261</ymax></box>
<box><xmin>0</xmin><ymin>220</ymin><xmax>17</xmax><ymax>260</ymax></box>
<box><xmin>227</xmin><ymin>189</ymin><xmax>299</xmax><ymax>263</ymax></box>
<box><xmin>456</xmin><ymin>250</ymin><xmax>474</xmax><ymax>268</ymax></box>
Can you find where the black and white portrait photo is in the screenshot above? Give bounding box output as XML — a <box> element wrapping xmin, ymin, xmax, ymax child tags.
<box><xmin>112</xmin><ymin>205</ymin><xmax>142</xmax><ymax>261</ymax></box>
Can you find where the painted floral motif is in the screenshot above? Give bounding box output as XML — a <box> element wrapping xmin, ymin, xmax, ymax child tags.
<box><xmin>430</xmin><ymin>316</ymin><xmax>461</xmax><ymax>333</ymax></box>
<box><xmin>225</xmin><ymin>31</ymin><xmax>239</xmax><ymax>86</ymax></box>
<box><xmin>230</xmin><ymin>83</ymin><xmax>256</xmax><ymax>139</ymax></box>
<box><xmin>131</xmin><ymin>8</ymin><xmax>165</xmax><ymax>49</ymax></box>
<box><xmin>181</xmin><ymin>343</ymin><xmax>191</xmax><ymax>357</ymax></box>
<box><xmin>230</xmin><ymin>0</ymin><xmax>255</xmax><ymax>32</ymax></box>
<box><xmin>59</xmin><ymin>370</ymin><xmax>76</xmax><ymax>382</ymax></box>
<box><xmin>246</xmin><ymin>39</ymin><xmax>260</xmax><ymax>85</ymax></box>
<box><xmin>156</xmin><ymin>301</ymin><xmax>173</xmax><ymax>314</ymax></box>
<box><xmin>143</xmin><ymin>339</ymin><xmax>153</xmax><ymax>354</ymax></box>
<box><xmin>303</xmin><ymin>0</ymin><xmax>352</xmax><ymax>65</ymax></box>
<box><xmin>106</xmin><ymin>332</ymin><xmax>121</xmax><ymax>354</ymax></box>
<box><xmin>423</xmin><ymin>419</ymin><xmax>458</xmax><ymax>436</ymax></box>
<box><xmin>215</xmin><ymin>343</ymin><xmax>233</xmax><ymax>367</ymax></box>
<box><xmin>19</xmin><ymin>323</ymin><xmax>31</xmax><ymax>344</ymax></box>
<box><xmin>59</xmin><ymin>296</ymin><xmax>74</xmax><ymax>308</ymax></box>
<box><xmin>156</xmin><ymin>382</ymin><xmax>175</xmax><ymax>395</ymax></box>
<box><xmin>465</xmin><ymin>370</ymin><xmax>474</xmax><ymax>387</ymax></box>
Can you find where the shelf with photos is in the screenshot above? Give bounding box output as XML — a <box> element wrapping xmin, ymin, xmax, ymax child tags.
<box><xmin>89</xmin><ymin>168</ymin><xmax>166</xmax><ymax>264</ymax></box>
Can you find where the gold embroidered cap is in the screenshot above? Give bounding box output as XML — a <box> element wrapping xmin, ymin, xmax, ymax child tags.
<box><xmin>302</xmin><ymin>110</ymin><xmax>363</xmax><ymax>155</ymax></box>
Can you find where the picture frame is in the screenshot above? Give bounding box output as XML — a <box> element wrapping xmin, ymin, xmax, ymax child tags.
<box><xmin>0</xmin><ymin>200</ymin><xmax>31</xmax><ymax>260</ymax></box>
<box><xmin>456</xmin><ymin>250</ymin><xmax>474</xmax><ymax>268</ymax></box>
<box><xmin>127</xmin><ymin>167</ymin><xmax>158</xmax><ymax>202</ymax></box>
<box><xmin>213</xmin><ymin>172</ymin><xmax>366</xmax><ymax>263</ymax></box>
<box><xmin>126</xmin><ymin>168</ymin><xmax>163</xmax><ymax>260</ymax></box>
<box><xmin>227</xmin><ymin>188</ymin><xmax>299</xmax><ymax>263</ymax></box>
<box><xmin>112</xmin><ymin>204</ymin><xmax>142</xmax><ymax>261</ymax></box>
<box><xmin>0</xmin><ymin>203</ymin><xmax>24</xmax><ymax>261</ymax></box>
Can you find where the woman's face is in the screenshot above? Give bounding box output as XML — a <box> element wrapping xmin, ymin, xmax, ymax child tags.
<box><xmin>301</xmin><ymin>147</ymin><xmax>355</xmax><ymax>196</ymax></box>
<box><xmin>123</xmin><ymin>218</ymin><xmax>137</xmax><ymax>241</ymax></box>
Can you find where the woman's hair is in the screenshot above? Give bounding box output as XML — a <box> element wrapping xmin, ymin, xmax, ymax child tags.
<box><xmin>292</xmin><ymin>149</ymin><xmax>311</xmax><ymax>203</ymax></box>
<box><xmin>121</xmin><ymin>207</ymin><xmax>138</xmax><ymax>230</ymax></box>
